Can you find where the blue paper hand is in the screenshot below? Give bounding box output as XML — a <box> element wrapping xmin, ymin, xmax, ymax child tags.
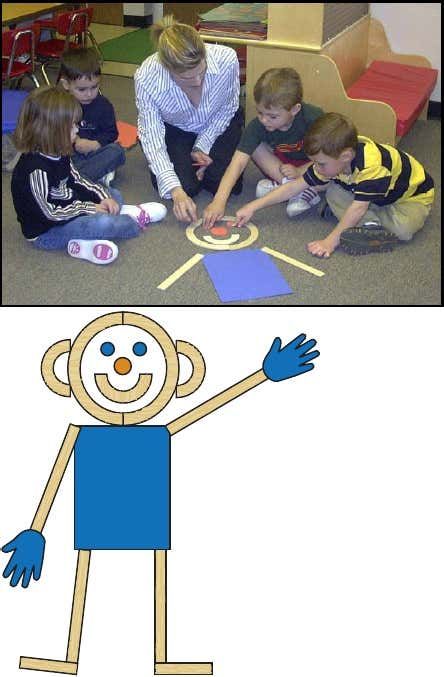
<box><xmin>2</xmin><ymin>529</ymin><xmax>46</xmax><ymax>588</ymax></box>
<box><xmin>263</xmin><ymin>334</ymin><xmax>319</xmax><ymax>382</ymax></box>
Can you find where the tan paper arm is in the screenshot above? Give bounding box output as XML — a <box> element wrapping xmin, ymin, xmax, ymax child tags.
<box><xmin>30</xmin><ymin>424</ymin><xmax>80</xmax><ymax>532</ymax></box>
<box><xmin>167</xmin><ymin>369</ymin><xmax>267</xmax><ymax>435</ymax></box>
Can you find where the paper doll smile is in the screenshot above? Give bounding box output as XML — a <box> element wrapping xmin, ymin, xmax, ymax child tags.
<box><xmin>94</xmin><ymin>373</ymin><xmax>153</xmax><ymax>403</ymax></box>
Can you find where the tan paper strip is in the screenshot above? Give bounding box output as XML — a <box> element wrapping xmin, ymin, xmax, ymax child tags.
<box><xmin>262</xmin><ymin>246</ymin><xmax>325</xmax><ymax>277</ymax></box>
<box><xmin>19</xmin><ymin>658</ymin><xmax>78</xmax><ymax>674</ymax></box>
<box><xmin>158</xmin><ymin>254</ymin><xmax>204</xmax><ymax>290</ymax></box>
<box><xmin>155</xmin><ymin>663</ymin><xmax>213</xmax><ymax>675</ymax></box>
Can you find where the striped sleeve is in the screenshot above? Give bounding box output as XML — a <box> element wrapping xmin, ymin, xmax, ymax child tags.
<box><xmin>135</xmin><ymin>89</ymin><xmax>181</xmax><ymax>199</ymax></box>
<box><xmin>135</xmin><ymin>68</ymin><xmax>182</xmax><ymax>199</ymax></box>
<box><xmin>193</xmin><ymin>49</ymin><xmax>240</xmax><ymax>154</ymax></box>
<box><xmin>70</xmin><ymin>161</ymin><xmax>110</xmax><ymax>201</ymax></box>
<box><xmin>30</xmin><ymin>169</ymin><xmax>97</xmax><ymax>222</ymax></box>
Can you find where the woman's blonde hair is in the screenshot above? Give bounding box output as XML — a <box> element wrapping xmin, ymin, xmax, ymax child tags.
<box><xmin>254</xmin><ymin>68</ymin><xmax>303</xmax><ymax>110</ymax></box>
<box><xmin>13</xmin><ymin>87</ymin><xmax>82</xmax><ymax>156</ymax></box>
<box><xmin>150</xmin><ymin>14</ymin><xmax>205</xmax><ymax>73</ymax></box>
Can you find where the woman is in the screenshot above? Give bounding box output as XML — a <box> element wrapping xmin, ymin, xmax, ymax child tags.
<box><xmin>135</xmin><ymin>15</ymin><xmax>244</xmax><ymax>222</ymax></box>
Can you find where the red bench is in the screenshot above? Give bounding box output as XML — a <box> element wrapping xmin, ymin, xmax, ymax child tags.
<box><xmin>346</xmin><ymin>60</ymin><xmax>438</xmax><ymax>138</ymax></box>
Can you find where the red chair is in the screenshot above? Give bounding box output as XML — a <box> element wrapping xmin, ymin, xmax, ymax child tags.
<box><xmin>35</xmin><ymin>9</ymin><xmax>103</xmax><ymax>85</ymax></box>
<box><xmin>2</xmin><ymin>25</ymin><xmax>41</xmax><ymax>89</ymax></box>
<box><xmin>36</xmin><ymin>7</ymin><xmax>101</xmax><ymax>52</ymax></box>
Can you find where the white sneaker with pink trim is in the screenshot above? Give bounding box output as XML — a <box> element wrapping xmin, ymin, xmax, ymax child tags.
<box><xmin>67</xmin><ymin>239</ymin><xmax>118</xmax><ymax>264</ymax></box>
<box><xmin>120</xmin><ymin>202</ymin><xmax>167</xmax><ymax>229</ymax></box>
<box><xmin>286</xmin><ymin>187</ymin><xmax>320</xmax><ymax>217</ymax></box>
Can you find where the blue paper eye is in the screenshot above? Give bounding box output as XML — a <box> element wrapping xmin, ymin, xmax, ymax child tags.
<box><xmin>133</xmin><ymin>342</ymin><xmax>147</xmax><ymax>356</ymax></box>
<box><xmin>100</xmin><ymin>342</ymin><xmax>115</xmax><ymax>356</ymax></box>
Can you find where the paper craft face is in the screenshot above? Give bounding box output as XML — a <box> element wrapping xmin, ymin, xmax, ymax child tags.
<box><xmin>186</xmin><ymin>217</ymin><xmax>259</xmax><ymax>250</ymax></box>
<box><xmin>68</xmin><ymin>313</ymin><xmax>180</xmax><ymax>424</ymax></box>
<box><xmin>80</xmin><ymin>325</ymin><xmax>167</xmax><ymax>413</ymax></box>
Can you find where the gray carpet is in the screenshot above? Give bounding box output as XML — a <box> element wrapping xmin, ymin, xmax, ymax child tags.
<box><xmin>2</xmin><ymin>73</ymin><xmax>441</xmax><ymax>306</ymax></box>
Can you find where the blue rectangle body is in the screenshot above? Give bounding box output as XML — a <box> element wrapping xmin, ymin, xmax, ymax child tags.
<box><xmin>203</xmin><ymin>249</ymin><xmax>293</xmax><ymax>302</ymax></box>
<box><xmin>74</xmin><ymin>426</ymin><xmax>170</xmax><ymax>550</ymax></box>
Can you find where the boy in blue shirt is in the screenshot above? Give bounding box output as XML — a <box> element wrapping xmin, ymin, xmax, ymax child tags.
<box><xmin>59</xmin><ymin>47</ymin><xmax>125</xmax><ymax>186</ymax></box>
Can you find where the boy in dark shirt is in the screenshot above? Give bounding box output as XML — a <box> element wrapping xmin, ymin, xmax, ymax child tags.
<box><xmin>202</xmin><ymin>67</ymin><xmax>324</xmax><ymax>228</ymax></box>
<box><xmin>59</xmin><ymin>47</ymin><xmax>125</xmax><ymax>186</ymax></box>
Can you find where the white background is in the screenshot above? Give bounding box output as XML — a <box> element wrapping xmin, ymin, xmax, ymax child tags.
<box><xmin>0</xmin><ymin>307</ymin><xmax>443</xmax><ymax>677</ymax></box>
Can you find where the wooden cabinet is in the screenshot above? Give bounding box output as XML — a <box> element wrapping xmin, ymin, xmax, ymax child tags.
<box><xmin>198</xmin><ymin>3</ymin><xmax>402</xmax><ymax>144</ymax></box>
<box><xmin>89</xmin><ymin>3</ymin><xmax>123</xmax><ymax>26</ymax></box>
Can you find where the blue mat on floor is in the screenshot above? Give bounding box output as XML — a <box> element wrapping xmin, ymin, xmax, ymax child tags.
<box><xmin>203</xmin><ymin>249</ymin><xmax>293</xmax><ymax>302</ymax></box>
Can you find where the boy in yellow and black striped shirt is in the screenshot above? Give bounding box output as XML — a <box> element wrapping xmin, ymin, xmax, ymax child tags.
<box><xmin>234</xmin><ymin>112</ymin><xmax>435</xmax><ymax>257</ymax></box>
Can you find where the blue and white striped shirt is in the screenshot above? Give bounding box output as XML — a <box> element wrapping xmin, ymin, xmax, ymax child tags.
<box><xmin>134</xmin><ymin>43</ymin><xmax>240</xmax><ymax>199</ymax></box>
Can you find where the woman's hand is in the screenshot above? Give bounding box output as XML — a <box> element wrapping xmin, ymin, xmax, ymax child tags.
<box><xmin>191</xmin><ymin>149</ymin><xmax>212</xmax><ymax>168</ymax></box>
<box><xmin>171</xmin><ymin>187</ymin><xmax>197</xmax><ymax>223</ymax></box>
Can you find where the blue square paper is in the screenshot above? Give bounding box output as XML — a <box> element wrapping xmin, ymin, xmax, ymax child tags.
<box><xmin>203</xmin><ymin>249</ymin><xmax>293</xmax><ymax>302</ymax></box>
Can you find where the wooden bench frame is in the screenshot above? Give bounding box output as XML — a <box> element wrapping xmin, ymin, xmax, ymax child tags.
<box><xmin>202</xmin><ymin>17</ymin><xmax>435</xmax><ymax>146</ymax></box>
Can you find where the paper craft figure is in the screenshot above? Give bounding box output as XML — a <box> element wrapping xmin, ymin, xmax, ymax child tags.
<box><xmin>158</xmin><ymin>217</ymin><xmax>325</xmax><ymax>297</ymax></box>
<box><xmin>2</xmin><ymin>311</ymin><xmax>319</xmax><ymax>675</ymax></box>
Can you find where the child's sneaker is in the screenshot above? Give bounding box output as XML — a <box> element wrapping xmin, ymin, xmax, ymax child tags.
<box><xmin>67</xmin><ymin>239</ymin><xmax>118</xmax><ymax>264</ymax></box>
<box><xmin>120</xmin><ymin>202</ymin><xmax>167</xmax><ymax>229</ymax></box>
<box><xmin>255</xmin><ymin>176</ymin><xmax>291</xmax><ymax>198</ymax></box>
<box><xmin>286</xmin><ymin>187</ymin><xmax>321</xmax><ymax>217</ymax></box>
<box><xmin>100</xmin><ymin>171</ymin><xmax>115</xmax><ymax>187</ymax></box>
<box><xmin>256</xmin><ymin>179</ymin><xmax>280</xmax><ymax>198</ymax></box>
<box><xmin>339</xmin><ymin>222</ymin><xmax>401</xmax><ymax>255</ymax></box>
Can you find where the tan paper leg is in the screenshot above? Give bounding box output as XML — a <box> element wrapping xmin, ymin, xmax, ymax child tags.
<box><xmin>155</xmin><ymin>550</ymin><xmax>167</xmax><ymax>664</ymax></box>
<box><xmin>154</xmin><ymin>551</ymin><xmax>213</xmax><ymax>674</ymax></box>
<box><xmin>66</xmin><ymin>550</ymin><xmax>91</xmax><ymax>663</ymax></box>
<box><xmin>19</xmin><ymin>552</ymin><xmax>90</xmax><ymax>674</ymax></box>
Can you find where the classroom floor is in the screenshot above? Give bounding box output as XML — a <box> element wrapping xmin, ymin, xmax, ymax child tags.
<box><xmin>1</xmin><ymin>24</ymin><xmax>441</xmax><ymax>306</ymax></box>
<box><xmin>91</xmin><ymin>22</ymin><xmax>141</xmax><ymax>78</ymax></box>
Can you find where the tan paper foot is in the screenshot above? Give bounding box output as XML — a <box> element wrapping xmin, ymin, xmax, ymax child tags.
<box><xmin>155</xmin><ymin>662</ymin><xmax>213</xmax><ymax>675</ymax></box>
<box><xmin>20</xmin><ymin>657</ymin><xmax>78</xmax><ymax>674</ymax></box>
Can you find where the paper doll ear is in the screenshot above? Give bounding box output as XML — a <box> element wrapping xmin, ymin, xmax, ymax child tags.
<box><xmin>175</xmin><ymin>340</ymin><xmax>206</xmax><ymax>398</ymax></box>
<box><xmin>41</xmin><ymin>339</ymin><xmax>71</xmax><ymax>397</ymax></box>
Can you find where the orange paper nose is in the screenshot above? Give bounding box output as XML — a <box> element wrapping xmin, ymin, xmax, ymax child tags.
<box><xmin>114</xmin><ymin>357</ymin><xmax>132</xmax><ymax>375</ymax></box>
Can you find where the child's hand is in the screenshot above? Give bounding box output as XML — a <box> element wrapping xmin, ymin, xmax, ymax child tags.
<box><xmin>202</xmin><ymin>199</ymin><xmax>226</xmax><ymax>229</ymax></box>
<box><xmin>96</xmin><ymin>198</ymin><xmax>120</xmax><ymax>215</ymax></box>
<box><xmin>234</xmin><ymin>204</ymin><xmax>255</xmax><ymax>228</ymax></box>
<box><xmin>307</xmin><ymin>234</ymin><xmax>340</xmax><ymax>258</ymax></box>
<box><xmin>279</xmin><ymin>163</ymin><xmax>299</xmax><ymax>180</ymax></box>
<box><xmin>74</xmin><ymin>137</ymin><xmax>100</xmax><ymax>154</ymax></box>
